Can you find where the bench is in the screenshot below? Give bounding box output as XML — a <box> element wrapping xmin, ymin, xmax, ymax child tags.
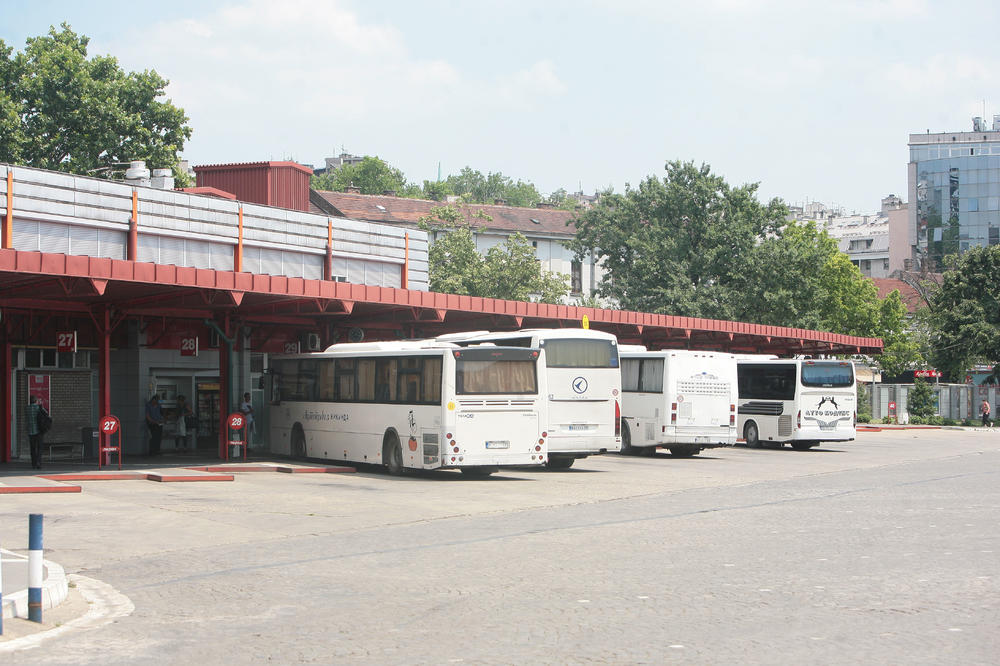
<box><xmin>45</xmin><ymin>441</ymin><xmax>84</xmax><ymax>462</ymax></box>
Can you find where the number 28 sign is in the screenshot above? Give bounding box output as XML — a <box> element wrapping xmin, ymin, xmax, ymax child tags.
<box><xmin>227</xmin><ymin>413</ymin><xmax>246</xmax><ymax>430</ymax></box>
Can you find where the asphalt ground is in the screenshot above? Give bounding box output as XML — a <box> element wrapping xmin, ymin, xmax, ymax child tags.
<box><xmin>1</xmin><ymin>429</ymin><xmax>998</xmax><ymax>664</ymax></box>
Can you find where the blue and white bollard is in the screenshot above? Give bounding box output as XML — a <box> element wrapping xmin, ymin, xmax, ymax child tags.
<box><xmin>28</xmin><ymin>513</ymin><xmax>43</xmax><ymax>623</ymax></box>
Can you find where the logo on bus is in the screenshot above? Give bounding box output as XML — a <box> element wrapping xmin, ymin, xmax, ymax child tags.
<box><xmin>817</xmin><ymin>396</ymin><xmax>840</xmax><ymax>410</ymax></box>
<box><xmin>572</xmin><ymin>377</ymin><xmax>588</xmax><ymax>394</ymax></box>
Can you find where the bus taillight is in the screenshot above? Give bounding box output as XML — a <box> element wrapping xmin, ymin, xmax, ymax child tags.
<box><xmin>797</xmin><ymin>410</ymin><xmax>801</xmax><ymax>429</ymax></box>
<box><xmin>614</xmin><ymin>400</ymin><xmax>621</xmax><ymax>437</ymax></box>
<box><xmin>730</xmin><ymin>403</ymin><xmax>735</xmax><ymax>426</ymax></box>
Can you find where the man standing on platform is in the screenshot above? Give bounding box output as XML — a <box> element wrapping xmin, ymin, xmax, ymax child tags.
<box><xmin>145</xmin><ymin>395</ymin><xmax>165</xmax><ymax>456</ymax></box>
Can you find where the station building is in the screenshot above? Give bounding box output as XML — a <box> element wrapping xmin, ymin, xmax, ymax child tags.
<box><xmin>0</xmin><ymin>161</ymin><xmax>882</xmax><ymax>465</ymax></box>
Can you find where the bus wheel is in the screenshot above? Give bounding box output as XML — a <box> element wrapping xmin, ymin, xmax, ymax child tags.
<box><xmin>620</xmin><ymin>422</ymin><xmax>635</xmax><ymax>455</ymax></box>
<box><xmin>460</xmin><ymin>466</ymin><xmax>497</xmax><ymax>477</ymax></box>
<box><xmin>291</xmin><ymin>426</ymin><xmax>306</xmax><ymax>457</ymax></box>
<box><xmin>744</xmin><ymin>422</ymin><xmax>761</xmax><ymax>449</ymax></box>
<box><xmin>383</xmin><ymin>432</ymin><xmax>405</xmax><ymax>475</ymax></box>
<box><xmin>547</xmin><ymin>457</ymin><xmax>575</xmax><ymax>469</ymax></box>
<box><xmin>670</xmin><ymin>445</ymin><xmax>700</xmax><ymax>458</ymax></box>
<box><xmin>791</xmin><ymin>441</ymin><xmax>817</xmax><ymax>451</ymax></box>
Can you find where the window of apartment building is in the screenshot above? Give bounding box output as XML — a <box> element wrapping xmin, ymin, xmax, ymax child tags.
<box><xmin>849</xmin><ymin>239</ymin><xmax>874</xmax><ymax>251</ymax></box>
<box><xmin>883</xmin><ymin>259</ymin><xmax>890</xmax><ymax>271</ymax></box>
<box><xmin>571</xmin><ymin>260</ymin><xmax>583</xmax><ymax>294</ymax></box>
<box><xmin>861</xmin><ymin>259</ymin><xmax>871</xmax><ymax>274</ymax></box>
<box><xmin>990</xmin><ymin>227</ymin><xmax>999</xmax><ymax>245</ymax></box>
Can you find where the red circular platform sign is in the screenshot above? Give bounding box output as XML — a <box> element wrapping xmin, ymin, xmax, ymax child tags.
<box><xmin>227</xmin><ymin>412</ymin><xmax>246</xmax><ymax>430</ymax></box>
<box><xmin>100</xmin><ymin>415</ymin><xmax>120</xmax><ymax>435</ymax></box>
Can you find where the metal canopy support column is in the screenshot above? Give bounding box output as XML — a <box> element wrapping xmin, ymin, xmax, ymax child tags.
<box><xmin>2</xmin><ymin>336</ymin><xmax>11</xmax><ymax>463</ymax></box>
<box><xmin>98</xmin><ymin>306</ymin><xmax>111</xmax><ymax>432</ymax></box>
<box><xmin>204</xmin><ymin>316</ymin><xmax>235</xmax><ymax>460</ymax></box>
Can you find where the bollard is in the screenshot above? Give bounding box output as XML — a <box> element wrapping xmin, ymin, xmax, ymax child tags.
<box><xmin>28</xmin><ymin>513</ymin><xmax>43</xmax><ymax>623</ymax></box>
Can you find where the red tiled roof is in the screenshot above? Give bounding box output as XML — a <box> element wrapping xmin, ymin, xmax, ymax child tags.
<box><xmin>871</xmin><ymin>278</ymin><xmax>925</xmax><ymax>313</ymax></box>
<box><xmin>195</xmin><ymin>161</ymin><xmax>313</xmax><ymax>175</ymax></box>
<box><xmin>311</xmin><ymin>190</ymin><xmax>576</xmax><ymax>237</ymax></box>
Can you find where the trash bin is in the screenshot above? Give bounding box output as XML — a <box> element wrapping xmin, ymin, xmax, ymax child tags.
<box><xmin>82</xmin><ymin>426</ymin><xmax>99</xmax><ymax>459</ymax></box>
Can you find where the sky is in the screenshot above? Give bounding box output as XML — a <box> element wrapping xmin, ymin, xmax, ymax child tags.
<box><xmin>2</xmin><ymin>0</ymin><xmax>999</xmax><ymax>213</ymax></box>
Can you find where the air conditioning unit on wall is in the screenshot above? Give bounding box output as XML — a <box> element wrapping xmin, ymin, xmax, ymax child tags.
<box><xmin>304</xmin><ymin>333</ymin><xmax>321</xmax><ymax>352</ymax></box>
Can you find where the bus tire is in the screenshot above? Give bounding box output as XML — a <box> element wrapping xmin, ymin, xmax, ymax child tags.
<box><xmin>291</xmin><ymin>425</ymin><xmax>306</xmax><ymax>457</ymax></box>
<box><xmin>383</xmin><ymin>431</ymin><xmax>405</xmax><ymax>475</ymax></box>
<box><xmin>620</xmin><ymin>422</ymin><xmax>635</xmax><ymax>455</ymax></box>
<box><xmin>743</xmin><ymin>421</ymin><xmax>761</xmax><ymax>449</ymax></box>
<box><xmin>547</xmin><ymin>457</ymin><xmax>575</xmax><ymax>469</ymax></box>
<box><xmin>670</xmin><ymin>445</ymin><xmax>700</xmax><ymax>458</ymax></box>
<box><xmin>460</xmin><ymin>466</ymin><xmax>497</xmax><ymax>477</ymax></box>
<box><xmin>791</xmin><ymin>441</ymin><xmax>817</xmax><ymax>451</ymax></box>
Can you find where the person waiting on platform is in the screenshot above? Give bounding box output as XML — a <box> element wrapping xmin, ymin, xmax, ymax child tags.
<box><xmin>240</xmin><ymin>392</ymin><xmax>255</xmax><ymax>448</ymax></box>
<box><xmin>175</xmin><ymin>395</ymin><xmax>195</xmax><ymax>451</ymax></box>
<box><xmin>146</xmin><ymin>395</ymin><xmax>165</xmax><ymax>456</ymax></box>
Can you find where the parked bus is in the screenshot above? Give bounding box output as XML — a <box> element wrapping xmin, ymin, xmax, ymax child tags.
<box><xmin>618</xmin><ymin>347</ymin><xmax>738</xmax><ymax>457</ymax></box>
<box><xmin>438</xmin><ymin>329</ymin><xmax>622</xmax><ymax>468</ymax></box>
<box><xmin>267</xmin><ymin>341</ymin><xmax>548</xmax><ymax>476</ymax></box>
<box><xmin>736</xmin><ymin>357</ymin><xmax>856</xmax><ymax>450</ymax></box>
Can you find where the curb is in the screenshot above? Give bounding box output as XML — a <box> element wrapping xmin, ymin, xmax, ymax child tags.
<box><xmin>0</xmin><ymin>551</ymin><xmax>68</xmax><ymax>620</ymax></box>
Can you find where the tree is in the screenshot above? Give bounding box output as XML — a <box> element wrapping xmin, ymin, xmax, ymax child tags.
<box><xmin>929</xmin><ymin>245</ymin><xmax>1000</xmax><ymax>380</ymax></box>
<box><xmin>421</xmin><ymin>179</ymin><xmax>452</xmax><ymax>201</ymax></box>
<box><xmin>0</xmin><ymin>24</ymin><xmax>191</xmax><ymax>176</ymax></box>
<box><xmin>908</xmin><ymin>378</ymin><xmax>936</xmax><ymax>419</ymax></box>
<box><xmin>420</xmin><ymin>205</ymin><xmax>568</xmax><ymax>303</ymax></box>
<box><xmin>569</xmin><ymin>161</ymin><xmax>787</xmax><ymax>319</ymax></box>
<box><xmin>311</xmin><ymin>155</ymin><xmax>420</xmax><ymax>197</ymax></box>
<box><xmin>445</xmin><ymin>166</ymin><xmax>542</xmax><ymax>207</ymax></box>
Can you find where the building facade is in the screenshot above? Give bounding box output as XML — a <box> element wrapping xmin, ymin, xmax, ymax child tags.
<box><xmin>908</xmin><ymin>115</ymin><xmax>1000</xmax><ymax>268</ymax></box>
<box><xmin>310</xmin><ymin>190</ymin><xmax>606</xmax><ymax>304</ymax></box>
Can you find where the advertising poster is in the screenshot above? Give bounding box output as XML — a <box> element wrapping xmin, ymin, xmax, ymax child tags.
<box><xmin>29</xmin><ymin>373</ymin><xmax>51</xmax><ymax>411</ymax></box>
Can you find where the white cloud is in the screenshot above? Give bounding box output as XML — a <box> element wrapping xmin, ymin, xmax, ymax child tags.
<box><xmin>98</xmin><ymin>0</ymin><xmax>566</xmax><ymax>164</ymax></box>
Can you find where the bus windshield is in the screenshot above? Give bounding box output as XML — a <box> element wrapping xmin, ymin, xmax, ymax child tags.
<box><xmin>455</xmin><ymin>347</ymin><xmax>539</xmax><ymax>395</ymax></box>
<box><xmin>543</xmin><ymin>339</ymin><xmax>619</xmax><ymax>368</ymax></box>
<box><xmin>801</xmin><ymin>362</ymin><xmax>854</xmax><ymax>388</ymax></box>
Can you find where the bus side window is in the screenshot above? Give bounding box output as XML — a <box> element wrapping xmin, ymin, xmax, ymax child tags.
<box><xmin>399</xmin><ymin>357</ymin><xmax>421</xmax><ymax>403</ymax></box>
<box><xmin>375</xmin><ymin>359</ymin><xmax>398</xmax><ymax>402</ymax></box>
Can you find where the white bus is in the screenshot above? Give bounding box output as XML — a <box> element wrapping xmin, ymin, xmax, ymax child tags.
<box><xmin>619</xmin><ymin>348</ymin><xmax>738</xmax><ymax>457</ymax></box>
<box><xmin>439</xmin><ymin>329</ymin><xmax>622</xmax><ymax>468</ymax></box>
<box><xmin>736</xmin><ymin>357</ymin><xmax>856</xmax><ymax>450</ymax></box>
<box><xmin>267</xmin><ymin>341</ymin><xmax>548</xmax><ymax>476</ymax></box>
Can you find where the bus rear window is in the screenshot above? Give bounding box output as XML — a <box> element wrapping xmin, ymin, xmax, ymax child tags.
<box><xmin>456</xmin><ymin>360</ymin><xmax>538</xmax><ymax>395</ymax></box>
<box><xmin>543</xmin><ymin>340</ymin><xmax>619</xmax><ymax>368</ymax></box>
<box><xmin>801</xmin><ymin>363</ymin><xmax>854</xmax><ymax>387</ymax></box>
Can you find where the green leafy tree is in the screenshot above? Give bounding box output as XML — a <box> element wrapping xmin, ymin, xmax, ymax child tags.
<box><xmin>856</xmin><ymin>382</ymin><xmax>872</xmax><ymax>423</ymax></box>
<box><xmin>311</xmin><ymin>155</ymin><xmax>420</xmax><ymax>196</ymax></box>
<box><xmin>0</xmin><ymin>24</ymin><xmax>191</xmax><ymax>175</ymax></box>
<box><xmin>420</xmin><ymin>205</ymin><xmax>568</xmax><ymax>303</ymax></box>
<box><xmin>929</xmin><ymin>245</ymin><xmax>1000</xmax><ymax>380</ymax></box>
<box><xmin>908</xmin><ymin>378</ymin><xmax>936</xmax><ymax>419</ymax></box>
<box><xmin>421</xmin><ymin>179</ymin><xmax>452</xmax><ymax>201</ymax></box>
<box><xmin>569</xmin><ymin>161</ymin><xmax>787</xmax><ymax>319</ymax></box>
<box><xmin>445</xmin><ymin>166</ymin><xmax>541</xmax><ymax>207</ymax></box>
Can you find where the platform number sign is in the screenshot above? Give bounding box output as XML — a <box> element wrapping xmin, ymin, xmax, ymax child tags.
<box><xmin>56</xmin><ymin>330</ymin><xmax>77</xmax><ymax>353</ymax></box>
<box><xmin>283</xmin><ymin>341</ymin><xmax>301</xmax><ymax>354</ymax></box>
<box><xmin>180</xmin><ymin>335</ymin><xmax>199</xmax><ymax>357</ymax></box>
<box><xmin>101</xmin><ymin>415</ymin><xmax>120</xmax><ymax>435</ymax></box>
<box><xmin>227</xmin><ymin>412</ymin><xmax>246</xmax><ymax>430</ymax></box>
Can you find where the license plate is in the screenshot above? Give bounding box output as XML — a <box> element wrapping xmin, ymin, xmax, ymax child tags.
<box><xmin>485</xmin><ymin>440</ymin><xmax>510</xmax><ymax>449</ymax></box>
<box><xmin>568</xmin><ymin>424</ymin><xmax>588</xmax><ymax>431</ymax></box>
<box><xmin>695</xmin><ymin>436</ymin><xmax>709</xmax><ymax>443</ymax></box>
